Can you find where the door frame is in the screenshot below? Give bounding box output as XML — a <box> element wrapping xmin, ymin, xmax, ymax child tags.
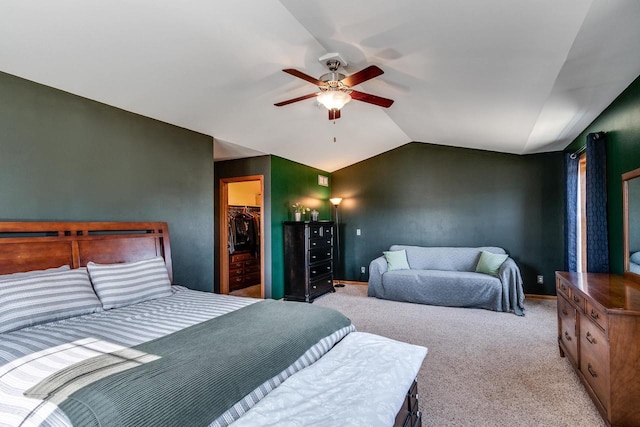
<box><xmin>219</xmin><ymin>175</ymin><xmax>265</xmax><ymax>298</ymax></box>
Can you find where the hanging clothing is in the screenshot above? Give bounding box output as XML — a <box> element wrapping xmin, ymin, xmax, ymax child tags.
<box><xmin>228</xmin><ymin>210</ymin><xmax>260</xmax><ymax>257</ymax></box>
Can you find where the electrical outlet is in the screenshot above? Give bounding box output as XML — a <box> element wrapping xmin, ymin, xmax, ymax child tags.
<box><xmin>361</xmin><ymin>266</ymin><xmax>366</xmax><ymax>274</ymax></box>
<box><xmin>537</xmin><ymin>275</ymin><xmax>544</xmax><ymax>284</ymax></box>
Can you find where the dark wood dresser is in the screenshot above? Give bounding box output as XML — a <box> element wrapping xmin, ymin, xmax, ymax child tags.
<box><xmin>556</xmin><ymin>272</ymin><xmax>640</xmax><ymax>426</ymax></box>
<box><xmin>228</xmin><ymin>251</ymin><xmax>260</xmax><ymax>292</ymax></box>
<box><xmin>284</xmin><ymin>221</ymin><xmax>335</xmax><ymax>302</ymax></box>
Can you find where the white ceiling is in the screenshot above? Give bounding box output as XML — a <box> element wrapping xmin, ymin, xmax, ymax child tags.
<box><xmin>1</xmin><ymin>0</ymin><xmax>639</xmax><ymax>172</ymax></box>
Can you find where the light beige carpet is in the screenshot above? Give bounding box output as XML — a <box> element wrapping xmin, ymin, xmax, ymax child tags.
<box><xmin>314</xmin><ymin>285</ymin><xmax>605</xmax><ymax>427</ymax></box>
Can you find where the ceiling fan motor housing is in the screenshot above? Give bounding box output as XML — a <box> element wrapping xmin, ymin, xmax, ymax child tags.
<box><xmin>320</xmin><ymin>72</ymin><xmax>347</xmax><ymax>85</ymax></box>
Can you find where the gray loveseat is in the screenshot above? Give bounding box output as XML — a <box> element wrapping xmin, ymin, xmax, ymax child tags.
<box><xmin>368</xmin><ymin>245</ymin><xmax>525</xmax><ymax>315</ymax></box>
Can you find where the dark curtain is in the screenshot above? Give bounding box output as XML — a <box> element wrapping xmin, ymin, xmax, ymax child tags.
<box><xmin>565</xmin><ymin>153</ymin><xmax>579</xmax><ymax>272</ymax></box>
<box><xmin>586</xmin><ymin>132</ymin><xmax>609</xmax><ymax>273</ymax></box>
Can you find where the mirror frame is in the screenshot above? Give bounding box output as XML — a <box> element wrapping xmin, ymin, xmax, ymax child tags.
<box><xmin>623</xmin><ymin>166</ymin><xmax>640</xmax><ymax>283</ymax></box>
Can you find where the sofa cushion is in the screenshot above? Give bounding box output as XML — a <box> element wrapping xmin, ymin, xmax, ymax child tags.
<box><xmin>383</xmin><ymin>250</ymin><xmax>411</xmax><ymax>271</ymax></box>
<box><xmin>475</xmin><ymin>251</ymin><xmax>509</xmax><ymax>276</ymax></box>
<box><xmin>390</xmin><ymin>245</ymin><xmax>506</xmax><ymax>272</ymax></box>
<box><xmin>381</xmin><ymin>269</ymin><xmax>502</xmax><ymax>311</ymax></box>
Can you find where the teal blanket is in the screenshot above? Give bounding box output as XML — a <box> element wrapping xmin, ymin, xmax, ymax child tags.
<box><xmin>26</xmin><ymin>299</ymin><xmax>352</xmax><ymax>427</ymax></box>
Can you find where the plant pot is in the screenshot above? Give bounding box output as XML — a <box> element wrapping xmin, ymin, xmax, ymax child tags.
<box><xmin>294</xmin><ymin>212</ymin><xmax>302</xmax><ymax>221</ymax></box>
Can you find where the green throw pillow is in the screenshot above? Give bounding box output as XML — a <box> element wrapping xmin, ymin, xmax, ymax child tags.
<box><xmin>475</xmin><ymin>251</ymin><xmax>508</xmax><ymax>276</ymax></box>
<box><xmin>383</xmin><ymin>249</ymin><xmax>411</xmax><ymax>271</ymax></box>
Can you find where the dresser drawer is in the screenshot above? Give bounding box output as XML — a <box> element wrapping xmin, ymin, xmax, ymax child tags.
<box><xmin>580</xmin><ymin>315</ymin><xmax>610</xmax><ymax>410</ymax></box>
<box><xmin>231</xmin><ymin>252</ymin><xmax>253</xmax><ymax>262</ymax></box>
<box><xmin>309</xmin><ymin>225</ymin><xmax>323</xmax><ymax>238</ymax></box>
<box><xmin>557</xmin><ymin>279</ymin><xmax>571</xmax><ymax>299</ymax></box>
<box><xmin>558</xmin><ymin>296</ymin><xmax>578</xmax><ymax>362</ymax></box>
<box><xmin>230</xmin><ymin>261</ymin><xmax>244</xmax><ymax>269</ymax></box>
<box><xmin>309</xmin><ymin>247</ymin><xmax>332</xmax><ymax>263</ymax></box>
<box><xmin>244</xmin><ymin>272</ymin><xmax>261</xmax><ymax>286</ymax></box>
<box><xmin>245</xmin><ymin>264</ymin><xmax>261</xmax><ymax>274</ymax></box>
<box><xmin>309</xmin><ymin>236</ymin><xmax>332</xmax><ymax>248</ymax></box>
<box><xmin>229</xmin><ymin>276</ymin><xmax>245</xmax><ymax>291</ymax></box>
<box><xmin>244</xmin><ymin>258</ymin><xmax>258</xmax><ymax>267</ymax></box>
<box><xmin>309</xmin><ymin>261</ymin><xmax>332</xmax><ymax>278</ymax></box>
<box><xmin>570</xmin><ymin>291</ymin><xmax>585</xmax><ymax>311</ymax></box>
<box><xmin>585</xmin><ymin>301</ymin><xmax>607</xmax><ymax>333</ymax></box>
<box><xmin>309</xmin><ymin>275</ymin><xmax>334</xmax><ymax>297</ymax></box>
<box><xmin>309</xmin><ymin>224</ymin><xmax>333</xmax><ymax>237</ymax></box>
<box><xmin>229</xmin><ymin>267</ymin><xmax>244</xmax><ymax>278</ymax></box>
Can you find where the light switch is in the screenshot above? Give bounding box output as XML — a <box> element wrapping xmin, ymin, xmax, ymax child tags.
<box><xmin>356</xmin><ymin>229</ymin><xmax>361</xmax><ymax>236</ymax></box>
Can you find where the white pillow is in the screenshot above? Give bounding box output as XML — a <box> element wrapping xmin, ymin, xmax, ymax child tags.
<box><xmin>0</xmin><ymin>268</ymin><xmax>101</xmax><ymax>334</ymax></box>
<box><xmin>87</xmin><ymin>256</ymin><xmax>172</xmax><ymax>310</ymax></box>
<box><xmin>631</xmin><ymin>251</ymin><xmax>640</xmax><ymax>265</ymax></box>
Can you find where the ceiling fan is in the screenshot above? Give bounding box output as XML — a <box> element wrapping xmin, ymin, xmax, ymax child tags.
<box><xmin>274</xmin><ymin>53</ymin><xmax>394</xmax><ymax>120</ymax></box>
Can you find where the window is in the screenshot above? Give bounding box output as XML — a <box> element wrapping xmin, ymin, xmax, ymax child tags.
<box><xmin>576</xmin><ymin>153</ymin><xmax>587</xmax><ymax>272</ymax></box>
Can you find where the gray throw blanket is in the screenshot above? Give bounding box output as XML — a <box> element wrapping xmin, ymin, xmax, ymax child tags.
<box><xmin>25</xmin><ymin>299</ymin><xmax>352</xmax><ymax>427</ymax></box>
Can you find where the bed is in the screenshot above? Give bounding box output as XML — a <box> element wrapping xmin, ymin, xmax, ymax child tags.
<box><xmin>0</xmin><ymin>221</ymin><xmax>427</xmax><ymax>427</ymax></box>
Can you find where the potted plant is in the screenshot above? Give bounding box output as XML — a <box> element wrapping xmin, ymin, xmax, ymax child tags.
<box><xmin>292</xmin><ymin>202</ymin><xmax>310</xmax><ymax>221</ymax></box>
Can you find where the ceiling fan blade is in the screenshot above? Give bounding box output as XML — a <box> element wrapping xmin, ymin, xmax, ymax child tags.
<box><xmin>341</xmin><ymin>65</ymin><xmax>384</xmax><ymax>87</ymax></box>
<box><xmin>350</xmin><ymin>90</ymin><xmax>394</xmax><ymax>108</ymax></box>
<box><xmin>283</xmin><ymin>69</ymin><xmax>325</xmax><ymax>86</ymax></box>
<box><xmin>274</xmin><ymin>92</ymin><xmax>319</xmax><ymax>107</ymax></box>
<box><xmin>328</xmin><ymin>109</ymin><xmax>341</xmax><ymax>120</ymax></box>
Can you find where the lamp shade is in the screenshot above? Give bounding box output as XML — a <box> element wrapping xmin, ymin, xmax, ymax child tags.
<box><xmin>317</xmin><ymin>91</ymin><xmax>351</xmax><ymax>110</ymax></box>
<box><xmin>330</xmin><ymin>197</ymin><xmax>343</xmax><ymax>206</ymax></box>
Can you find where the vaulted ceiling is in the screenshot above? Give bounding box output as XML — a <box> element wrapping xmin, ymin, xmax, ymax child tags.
<box><xmin>1</xmin><ymin>1</ymin><xmax>639</xmax><ymax>172</ymax></box>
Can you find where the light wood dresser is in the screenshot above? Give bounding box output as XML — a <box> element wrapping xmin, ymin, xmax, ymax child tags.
<box><xmin>556</xmin><ymin>272</ymin><xmax>640</xmax><ymax>426</ymax></box>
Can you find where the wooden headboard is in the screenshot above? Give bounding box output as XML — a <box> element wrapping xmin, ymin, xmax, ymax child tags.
<box><xmin>0</xmin><ymin>221</ymin><xmax>173</xmax><ymax>282</ymax></box>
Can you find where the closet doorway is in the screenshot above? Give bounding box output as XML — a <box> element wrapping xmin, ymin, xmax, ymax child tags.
<box><xmin>220</xmin><ymin>175</ymin><xmax>264</xmax><ymax>298</ymax></box>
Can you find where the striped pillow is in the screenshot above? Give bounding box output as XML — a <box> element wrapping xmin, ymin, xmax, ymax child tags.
<box><xmin>0</xmin><ymin>268</ymin><xmax>102</xmax><ymax>334</ymax></box>
<box><xmin>87</xmin><ymin>257</ymin><xmax>172</xmax><ymax>310</ymax></box>
<box><xmin>0</xmin><ymin>265</ymin><xmax>70</xmax><ymax>281</ymax></box>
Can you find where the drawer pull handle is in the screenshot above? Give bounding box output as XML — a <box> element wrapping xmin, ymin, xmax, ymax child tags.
<box><xmin>561</xmin><ymin>309</ymin><xmax>568</xmax><ymax>316</ymax></box>
<box><xmin>585</xmin><ymin>331</ymin><xmax>596</xmax><ymax>345</ymax></box>
<box><xmin>564</xmin><ymin>331</ymin><xmax>572</xmax><ymax>342</ymax></box>
<box><xmin>587</xmin><ymin>363</ymin><xmax>597</xmax><ymax>378</ymax></box>
<box><xmin>311</xmin><ymin>270</ymin><xmax>317</xmax><ymax>274</ymax></box>
<box><xmin>573</xmin><ymin>295</ymin><xmax>580</xmax><ymax>303</ymax></box>
<box><xmin>312</xmin><ymin>255</ymin><xmax>317</xmax><ymax>259</ymax></box>
<box><xmin>312</xmin><ymin>285</ymin><xmax>317</xmax><ymax>289</ymax></box>
<box><xmin>327</xmin><ymin>266</ymin><xmax>331</xmax><ymax>270</ymax></box>
<box><xmin>590</xmin><ymin>309</ymin><xmax>600</xmax><ymax>320</ymax></box>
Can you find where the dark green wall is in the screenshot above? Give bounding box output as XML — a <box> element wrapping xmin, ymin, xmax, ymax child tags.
<box><xmin>214</xmin><ymin>156</ymin><xmax>271</xmax><ymax>296</ymax></box>
<box><xmin>0</xmin><ymin>71</ymin><xmax>215</xmax><ymax>291</ymax></box>
<box><xmin>331</xmin><ymin>142</ymin><xmax>564</xmax><ymax>294</ymax></box>
<box><xmin>270</xmin><ymin>156</ymin><xmax>331</xmax><ymax>299</ymax></box>
<box><xmin>565</xmin><ymin>75</ymin><xmax>640</xmax><ymax>274</ymax></box>
<box><xmin>630</xmin><ymin>179</ymin><xmax>640</xmax><ymax>254</ymax></box>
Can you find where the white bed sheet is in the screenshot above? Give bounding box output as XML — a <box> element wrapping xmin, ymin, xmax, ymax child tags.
<box><xmin>230</xmin><ymin>332</ymin><xmax>428</xmax><ymax>427</ymax></box>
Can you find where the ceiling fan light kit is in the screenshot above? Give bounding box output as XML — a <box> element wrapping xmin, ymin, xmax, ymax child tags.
<box><xmin>317</xmin><ymin>90</ymin><xmax>351</xmax><ymax>110</ymax></box>
<box><xmin>275</xmin><ymin>53</ymin><xmax>394</xmax><ymax>120</ymax></box>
